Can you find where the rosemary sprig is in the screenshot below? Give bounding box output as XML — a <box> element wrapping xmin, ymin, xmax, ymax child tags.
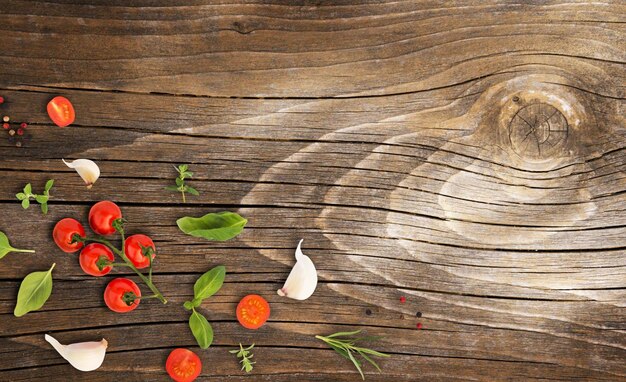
<box><xmin>165</xmin><ymin>164</ymin><xmax>199</xmax><ymax>203</ymax></box>
<box><xmin>315</xmin><ymin>330</ymin><xmax>390</xmax><ymax>380</ymax></box>
<box><xmin>229</xmin><ymin>343</ymin><xmax>255</xmax><ymax>373</ymax></box>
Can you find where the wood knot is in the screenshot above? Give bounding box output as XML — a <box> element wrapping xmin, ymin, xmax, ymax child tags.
<box><xmin>508</xmin><ymin>103</ymin><xmax>568</xmax><ymax>160</ymax></box>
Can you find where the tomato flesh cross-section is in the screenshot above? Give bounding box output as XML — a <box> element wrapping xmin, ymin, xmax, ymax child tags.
<box><xmin>236</xmin><ymin>294</ymin><xmax>270</xmax><ymax>330</ymax></box>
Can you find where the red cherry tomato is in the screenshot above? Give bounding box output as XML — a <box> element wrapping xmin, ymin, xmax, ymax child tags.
<box><xmin>166</xmin><ymin>348</ymin><xmax>202</xmax><ymax>382</ymax></box>
<box><xmin>79</xmin><ymin>243</ymin><xmax>114</xmax><ymax>277</ymax></box>
<box><xmin>89</xmin><ymin>201</ymin><xmax>122</xmax><ymax>236</ymax></box>
<box><xmin>236</xmin><ymin>294</ymin><xmax>270</xmax><ymax>330</ymax></box>
<box><xmin>104</xmin><ymin>278</ymin><xmax>141</xmax><ymax>313</ymax></box>
<box><xmin>52</xmin><ymin>218</ymin><xmax>85</xmax><ymax>253</ymax></box>
<box><xmin>124</xmin><ymin>234</ymin><xmax>156</xmax><ymax>269</ymax></box>
<box><xmin>47</xmin><ymin>96</ymin><xmax>75</xmax><ymax>127</ymax></box>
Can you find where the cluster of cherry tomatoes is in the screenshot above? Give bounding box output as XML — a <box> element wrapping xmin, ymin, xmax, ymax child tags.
<box><xmin>52</xmin><ymin>200</ymin><xmax>157</xmax><ymax>313</ymax></box>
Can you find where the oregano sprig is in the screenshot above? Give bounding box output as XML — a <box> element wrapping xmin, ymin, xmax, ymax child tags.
<box><xmin>183</xmin><ymin>265</ymin><xmax>225</xmax><ymax>349</ymax></box>
<box><xmin>166</xmin><ymin>164</ymin><xmax>199</xmax><ymax>203</ymax></box>
<box><xmin>229</xmin><ymin>343</ymin><xmax>255</xmax><ymax>373</ymax></box>
<box><xmin>316</xmin><ymin>330</ymin><xmax>390</xmax><ymax>380</ymax></box>
<box><xmin>16</xmin><ymin>179</ymin><xmax>54</xmax><ymax>214</ymax></box>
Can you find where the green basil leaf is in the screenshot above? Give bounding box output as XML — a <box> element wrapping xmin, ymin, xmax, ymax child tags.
<box><xmin>35</xmin><ymin>195</ymin><xmax>48</xmax><ymax>204</ymax></box>
<box><xmin>0</xmin><ymin>231</ymin><xmax>35</xmax><ymax>260</ymax></box>
<box><xmin>44</xmin><ymin>179</ymin><xmax>54</xmax><ymax>192</ymax></box>
<box><xmin>23</xmin><ymin>183</ymin><xmax>32</xmax><ymax>194</ymax></box>
<box><xmin>189</xmin><ymin>309</ymin><xmax>213</xmax><ymax>349</ymax></box>
<box><xmin>186</xmin><ymin>187</ymin><xmax>200</xmax><ymax>196</ymax></box>
<box><xmin>176</xmin><ymin>212</ymin><xmax>247</xmax><ymax>241</ymax></box>
<box><xmin>21</xmin><ymin>199</ymin><xmax>30</xmax><ymax>209</ymax></box>
<box><xmin>175</xmin><ymin>177</ymin><xmax>184</xmax><ymax>187</ymax></box>
<box><xmin>15</xmin><ymin>193</ymin><xmax>26</xmax><ymax>201</ymax></box>
<box><xmin>14</xmin><ymin>263</ymin><xmax>55</xmax><ymax>317</ymax></box>
<box><xmin>193</xmin><ymin>265</ymin><xmax>225</xmax><ymax>301</ymax></box>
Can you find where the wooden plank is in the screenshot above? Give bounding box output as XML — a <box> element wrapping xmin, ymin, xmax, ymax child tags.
<box><xmin>0</xmin><ymin>0</ymin><xmax>624</xmax><ymax>381</ymax></box>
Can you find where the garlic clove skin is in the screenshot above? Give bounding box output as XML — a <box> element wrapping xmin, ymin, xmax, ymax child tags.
<box><xmin>45</xmin><ymin>334</ymin><xmax>108</xmax><ymax>372</ymax></box>
<box><xmin>277</xmin><ymin>239</ymin><xmax>318</xmax><ymax>300</ymax></box>
<box><xmin>63</xmin><ymin>159</ymin><xmax>100</xmax><ymax>189</ymax></box>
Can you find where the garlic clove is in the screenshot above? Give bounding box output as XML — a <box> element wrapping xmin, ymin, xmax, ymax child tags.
<box><xmin>277</xmin><ymin>239</ymin><xmax>318</xmax><ymax>300</ymax></box>
<box><xmin>45</xmin><ymin>334</ymin><xmax>108</xmax><ymax>372</ymax></box>
<box><xmin>63</xmin><ymin>159</ymin><xmax>100</xmax><ymax>189</ymax></box>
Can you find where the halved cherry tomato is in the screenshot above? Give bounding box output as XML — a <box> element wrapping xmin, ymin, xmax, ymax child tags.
<box><xmin>79</xmin><ymin>243</ymin><xmax>114</xmax><ymax>277</ymax></box>
<box><xmin>124</xmin><ymin>234</ymin><xmax>156</xmax><ymax>269</ymax></box>
<box><xmin>236</xmin><ymin>294</ymin><xmax>270</xmax><ymax>330</ymax></box>
<box><xmin>166</xmin><ymin>348</ymin><xmax>202</xmax><ymax>382</ymax></box>
<box><xmin>47</xmin><ymin>96</ymin><xmax>75</xmax><ymax>127</ymax></box>
<box><xmin>52</xmin><ymin>218</ymin><xmax>85</xmax><ymax>253</ymax></box>
<box><xmin>104</xmin><ymin>278</ymin><xmax>141</xmax><ymax>313</ymax></box>
<box><xmin>89</xmin><ymin>201</ymin><xmax>122</xmax><ymax>236</ymax></box>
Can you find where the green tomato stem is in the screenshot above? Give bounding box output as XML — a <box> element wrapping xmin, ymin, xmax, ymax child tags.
<box><xmin>81</xmin><ymin>236</ymin><xmax>168</xmax><ymax>304</ymax></box>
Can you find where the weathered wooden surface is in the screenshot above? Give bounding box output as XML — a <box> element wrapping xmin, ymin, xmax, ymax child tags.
<box><xmin>0</xmin><ymin>1</ymin><xmax>625</xmax><ymax>381</ymax></box>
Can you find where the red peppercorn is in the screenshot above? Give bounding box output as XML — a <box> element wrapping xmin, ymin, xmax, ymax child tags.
<box><xmin>20</xmin><ymin>122</ymin><xmax>27</xmax><ymax>128</ymax></box>
<box><xmin>2</xmin><ymin>123</ymin><xmax>8</xmax><ymax>129</ymax></box>
<box><xmin>17</xmin><ymin>128</ymin><xmax>24</xmax><ymax>136</ymax></box>
<box><xmin>399</xmin><ymin>296</ymin><xmax>406</xmax><ymax>303</ymax></box>
<box><xmin>416</xmin><ymin>323</ymin><xmax>423</xmax><ymax>329</ymax></box>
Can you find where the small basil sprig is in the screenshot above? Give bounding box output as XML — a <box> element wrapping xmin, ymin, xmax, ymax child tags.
<box><xmin>16</xmin><ymin>179</ymin><xmax>54</xmax><ymax>214</ymax></box>
<box><xmin>0</xmin><ymin>231</ymin><xmax>35</xmax><ymax>260</ymax></box>
<box><xmin>184</xmin><ymin>265</ymin><xmax>225</xmax><ymax>349</ymax></box>
<box><xmin>14</xmin><ymin>263</ymin><xmax>55</xmax><ymax>317</ymax></box>
<box><xmin>165</xmin><ymin>164</ymin><xmax>199</xmax><ymax>203</ymax></box>
<box><xmin>177</xmin><ymin>212</ymin><xmax>247</xmax><ymax>241</ymax></box>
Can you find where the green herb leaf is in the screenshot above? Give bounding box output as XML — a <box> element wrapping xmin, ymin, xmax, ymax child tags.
<box><xmin>175</xmin><ymin>177</ymin><xmax>184</xmax><ymax>187</ymax></box>
<box><xmin>230</xmin><ymin>343</ymin><xmax>255</xmax><ymax>373</ymax></box>
<box><xmin>21</xmin><ymin>199</ymin><xmax>30</xmax><ymax>209</ymax></box>
<box><xmin>35</xmin><ymin>195</ymin><xmax>48</xmax><ymax>204</ymax></box>
<box><xmin>176</xmin><ymin>212</ymin><xmax>247</xmax><ymax>241</ymax></box>
<box><xmin>327</xmin><ymin>330</ymin><xmax>363</xmax><ymax>338</ymax></box>
<box><xmin>23</xmin><ymin>183</ymin><xmax>32</xmax><ymax>195</ymax></box>
<box><xmin>15</xmin><ymin>193</ymin><xmax>26</xmax><ymax>201</ymax></box>
<box><xmin>165</xmin><ymin>186</ymin><xmax>179</xmax><ymax>192</ymax></box>
<box><xmin>186</xmin><ymin>186</ymin><xmax>200</xmax><ymax>196</ymax></box>
<box><xmin>179</xmin><ymin>164</ymin><xmax>189</xmax><ymax>173</ymax></box>
<box><xmin>316</xmin><ymin>330</ymin><xmax>390</xmax><ymax>380</ymax></box>
<box><xmin>0</xmin><ymin>231</ymin><xmax>35</xmax><ymax>260</ymax></box>
<box><xmin>41</xmin><ymin>203</ymin><xmax>48</xmax><ymax>215</ymax></box>
<box><xmin>14</xmin><ymin>263</ymin><xmax>55</xmax><ymax>317</ymax></box>
<box><xmin>189</xmin><ymin>309</ymin><xmax>213</xmax><ymax>349</ymax></box>
<box><xmin>193</xmin><ymin>265</ymin><xmax>225</xmax><ymax>301</ymax></box>
<box><xmin>44</xmin><ymin>179</ymin><xmax>54</xmax><ymax>192</ymax></box>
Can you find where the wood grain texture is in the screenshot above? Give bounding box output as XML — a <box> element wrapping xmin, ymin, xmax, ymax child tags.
<box><xmin>0</xmin><ymin>1</ymin><xmax>624</xmax><ymax>381</ymax></box>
